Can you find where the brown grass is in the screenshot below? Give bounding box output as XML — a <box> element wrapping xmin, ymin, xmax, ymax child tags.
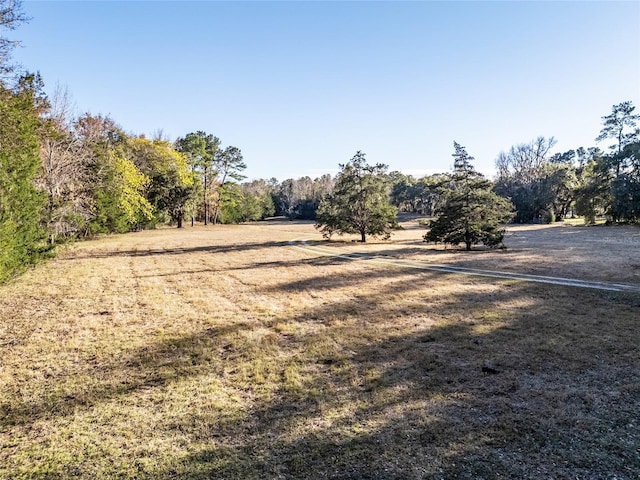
<box><xmin>1</xmin><ymin>219</ymin><xmax>638</xmax><ymax>479</ymax></box>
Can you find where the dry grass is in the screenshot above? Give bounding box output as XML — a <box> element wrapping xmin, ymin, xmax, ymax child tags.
<box><xmin>1</xmin><ymin>219</ymin><xmax>639</xmax><ymax>479</ymax></box>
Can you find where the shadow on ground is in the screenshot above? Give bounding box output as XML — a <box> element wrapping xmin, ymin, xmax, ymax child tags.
<box><xmin>5</xmin><ymin>225</ymin><xmax>640</xmax><ymax>479</ymax></box>
<box><xmin>163</xmin><ymin>279</ymin><xmax>639</xmax><ymax>479</ymax></box>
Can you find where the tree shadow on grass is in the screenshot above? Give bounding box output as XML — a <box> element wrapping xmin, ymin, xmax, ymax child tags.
<box><xmin>0</xmin><ymin>322</ymin><xmax>254</xmax><ymax>429</ymax></box>
<box><xmin>64</xmin><ymin>241</ymin><xmax>293</xmax><ymax>260</ymax></box>
<box><xmin>128</xmin><ymin>255</ymin><xmax>361</xmax><ymax>279</ymax></box>
<box><xmin>158</xmin><ymin>281</ymin><xmax>639</xmax><ymax>479</ymax></box>
<box><xmin>5</xmin><ymin>263</ymin><xmax>638</xmax><ymax>479</ymax></box>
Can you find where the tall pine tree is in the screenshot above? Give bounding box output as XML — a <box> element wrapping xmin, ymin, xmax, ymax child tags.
<box><xmin>425</xmin><ymin>142</ymin><xmax>513</xmax><ymax>251</ymax></box>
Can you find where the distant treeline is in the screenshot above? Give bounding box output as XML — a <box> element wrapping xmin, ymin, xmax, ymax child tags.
<box><xmin>282</xmin><ymin>105</ymin><xmax>639</xmax><ymax>228</ymax></box>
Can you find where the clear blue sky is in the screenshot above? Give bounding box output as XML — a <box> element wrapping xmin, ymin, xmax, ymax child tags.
<box><xmin>14</xmin><ymin>1</ymin><xmax>640</xmax><ymax>181</ymax></box>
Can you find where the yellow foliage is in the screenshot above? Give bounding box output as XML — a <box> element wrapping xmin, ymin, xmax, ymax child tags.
<box><xmin>127</xmin><ymin>137</ymin><xmax>193</xmax><ymax>187</ymax></box>
<box><xmin>111</xmin><ymin>151</ymin><xmax>153</xmax><ymax>223</ymax></box>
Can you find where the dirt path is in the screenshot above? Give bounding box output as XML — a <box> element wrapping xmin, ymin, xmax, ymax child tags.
<box><xmin>289</xmin><ymin>239</ymin><xmax>640</xmax><ymax>293</ymax></box>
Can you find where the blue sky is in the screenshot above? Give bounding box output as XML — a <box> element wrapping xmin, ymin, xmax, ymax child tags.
<box><xmin>14</xmin><ymin>1</ymin><xmax>640</xmax><ymax>181</ymax></box>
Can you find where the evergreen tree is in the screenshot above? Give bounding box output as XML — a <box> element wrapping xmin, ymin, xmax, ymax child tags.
<box><xmin>425</xmin><ymin>142</ymin><xmax>513</xmax><ymax>251</ymax></box>
<box><xmin>316</xmin><ymin>151</ymin><xmax>397</xmax><ymax>242</ymax></box>
<box><xmin>596</xmin><ymin>101</ymin><xmax>639</xmax><ymax>159</ymax></box>
<box><xmin>574</xmin><ymin>149</ymin><xmax>610</xmax><ymax>224</ymax></box>
<box><xmin>0</xmin><ymin>75</ymin><xmax>48</xmax><ymax>281</ymax></box>
<box><xmin>593</xmin><ymin>101</ymin><xmax>640</xmax><ymax>222</ymax></box>
<box><xmin>175</xmin><ymin>131</ymin><xmax>220</xmax><ymax>225</ymax></box>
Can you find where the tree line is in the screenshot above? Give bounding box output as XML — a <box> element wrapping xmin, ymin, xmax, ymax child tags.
<box><xmin>390</xmin><ymin>101</ymin><xmax>640</xmax><ymax>226</ymax></box>
<box><xmin>0</xmin><ymin>2</ymin><xmax>254</xmax><ymax>281</ymax></box>
<box><xmin>314</xmin><ymin>104</ymin><xmax>639</xmax><ymax>247</ymax></box>
<box><xmin>328</xmin><ymin>100</ymin><xmax>638</xmax><ymax>247</ymax></box>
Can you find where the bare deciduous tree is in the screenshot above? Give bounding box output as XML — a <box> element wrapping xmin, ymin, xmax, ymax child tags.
<box><xmin>0</xmin><ymin>0</ymin><xmax>28</xmax><ymax>74</ymax></box>
<box><xmin>37</xmin><ymin>88</ymin><xmax>94</xmax><ymax>242</ymax></box>
<box><xmin>495</xmin><ymin>136</ymin><xmax>557</xmax><ymax>184</ymax></box>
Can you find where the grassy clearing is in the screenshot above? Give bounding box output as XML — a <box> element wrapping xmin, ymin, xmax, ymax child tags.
<box><xmin>1</xmin><ymin>220</ymin><xmax>639</xmax><ymax>479</ymax></box>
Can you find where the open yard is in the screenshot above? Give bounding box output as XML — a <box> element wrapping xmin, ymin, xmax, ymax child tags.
<box><xmin>1</xmin><ymin>219</ymin><xmax>639</xmax><ymax>479</ymax></box>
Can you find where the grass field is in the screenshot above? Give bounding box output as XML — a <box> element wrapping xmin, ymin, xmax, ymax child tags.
<box><xmin>1</xmin><ymin>219</ymin><xmax>639</xmax><ymax>479</ymax></box>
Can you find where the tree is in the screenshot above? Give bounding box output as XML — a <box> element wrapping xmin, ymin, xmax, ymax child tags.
<box><xmin>0</xmin><ymin>0</ymin><xmax>28</xmax><ymax>74</ymax></box>
<box><xmin>211</xmin><ymin>145</ymin><xmax>246</xmax><ymax>225</ymax></box>
<box><xmin>0</xmin><ymin>2</ymin><xmax>47</xmax><ymax>282</ymax></box>
<box><xmin>542</xmin><ymin>155</ymin><xmax>579</xmax><ymax>221</ymax></box>
<box><xmin>496</xmin><ymin>136</ymin><xmax>557</xmax><ymax>184</ymax></box>
<box><xmin>316</xmin><ymin>151</ymin><xmax>397</xmax><ymax>242</ymax></box>
<box><xmin>609</xmin><ymin>141</ymin><xmax>640</xmax><ymax>222</ymax></box>
<box><xmin>175</xmin><ymin>131</ymin><xmax>220</xmax><ymax>225</ymax></box>
<box><xmin>0</xmin><ymin>74</ymin><xmax>48</xmax><ymax>281</ymax></box>
<box><xmin>127</xmin><ymin>137</ymin><xmax>194</xmax><ymax>228</ymax></box>
<box><xmin>591</xmin><ymin>102</ymin><xmax>640</xmax><ymax>221</ymax></box>
<box><xmin>596</xmin><ymin>101</ymin><xmax>639</xmax><ymax>158</ymax></box>
<box><xmin>425</xmin><ymin>142</ymin><xmax>513</xmax><ymax>251</ymax></box>
<box><xmin>274</xmin><ymin>174</ymin><xmax>334</xmax><ymax>219</ymax></box>
<box><xmin>72</xmin><ymin>114</ymin><xmax>152</xmax><ymax>234</ymax></box>
<box><xmin>389</xmin><ymin>172</ymin><xmax>417</xmax><ymax>212</ymax></box>
<box><xmin>494</xmin><ymin>137</ymin><xmax>559</xmax><ymax>223</ymax></box>
<box><xmin>215</xmin><ymin>183</ymin><xmax>244</xmax><ymax>224</ymax></box>
<box><xmin>108</xmin><ymin>151</ymin><xmax>153</xmax><ymax>230</ymax></box>
<box><xmin>239</xmin><ymin>179</ymin><xmax>276</xmax><ymax>221</ymax></box>
<box><xmin>36</xmin><ymin>85</ymin><xmax>93</xmax><ymax>243</ymax></box>
<box><xmin>389</xmin><ymin>172</ymin><xmax>448</xmax><ymax>216</ymax></box>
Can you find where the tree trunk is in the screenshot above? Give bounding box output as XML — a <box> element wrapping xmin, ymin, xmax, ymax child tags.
<box><xmin>203</xmin><ymin>167</ymin><xmax>208</xmax><ymax>225</ymax></box>
<box><xmin>466</xmin><ymin>240</ymin><xmax>472</xmax><ymax>251</ymax></box>
<box><xmin>177</xmin><ymin>216</ymin><xmax>183</xmax><ymax>228</ymax></box>
<box><xmin>361</xmin><ymin>230</ymin><xmax>366</xmax><ymax>242</ymax></box>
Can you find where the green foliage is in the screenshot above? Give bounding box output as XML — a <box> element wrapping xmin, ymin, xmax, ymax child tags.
<box><xmin>541</xmin><ymin>162</ymin><xmax>577</xmax><ymax>221</ymax></box>
<box><xmin>216</xmin><ymin>180</ymin><xmax>277</xmax><ymax>225</ymax></box>
<box><xmin>217</xmin><ymin>183</ymin><xmax>244</xmax><ymax>224</ymax></box>
<box><xmin>236</xmin><ymin>193</ymin><xmax>264</xmax><ymax>222</ymax></box>
<box><xmin>497</xmin><ymin>158</ymin><xmax>577</xmax><ymax>224</ymax></box>
<box><xmin>608</xmin><ymin>142</ymin><xmax>640</xmax><ymax>223</ymax></box>
<box><xmin>425</xmin><ymin>143</ymin><xmax>514</xmax><ymax>251</ymax></box>
<box><xmin>542</xmin><ymin>208</ymin><xmax>555</xmax><ymax>224</ymax></box>
<box><xmin>239</xmin><ymin>179</ymin><xmax>276</xmax><ymax>222</ymax></box>
<box><xmin>0</xmin><ymin>75</ymin><xmax>49</xmax><ymax>282</ymax></box>
<box><xmin>89</xmin><ymin>151</ymin><xmax>153</xmax><ymax>234</ymax></box>
<box><xmin>112</xmin><ymin>152</ymin><xmax>153</xmax><ymax>226</ymax></box>
<box><xmin>316</xmin><ymin>151</ymin><xmax>397</xmax><ymax>242</ymax></box>
<box><xmin>589</xmin><ymin>101</ymin><xmax>640</xmax><ymax>222</ymax></box>
<box><xmin>211</xmin><ymin>146</ymin><xmax>246</xmax><ymax>225</ymax></box>
<box><xmin>596</xmin><ymin>101</ymin><xmax>640</xmax><ymax>158</ymax></box>
<box><xmin>128</xmin><ymin>137</ymin><xmax>195</xmax><ymax>228</ymax></box>
<box><xmin>274</xmin><ymin>175</ymin><xmax>334</xmax><ymax>220</ymax></box>
<box><xmin>174</xmin><ymin>133</ymin><xmax>248</xmax><ymax>226</ymax></box>
<box><xmin>175</xmin><ymin>131</ymin><xmax>220</xmax><ymax>225</ymax></box>
<box><xmin>71</xmin><ymin>115</ymin><xmax>149</xmax><ymax>235</ymax></box>
<box><xmin>389</xmin><ymin>172</ymin><xmax>447</xmax><ymax>215</ymax></box>
<box><xmin>574</xmin><ymin>153</ymin><xmax>611</xmax><ymax>224</ymax></box>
